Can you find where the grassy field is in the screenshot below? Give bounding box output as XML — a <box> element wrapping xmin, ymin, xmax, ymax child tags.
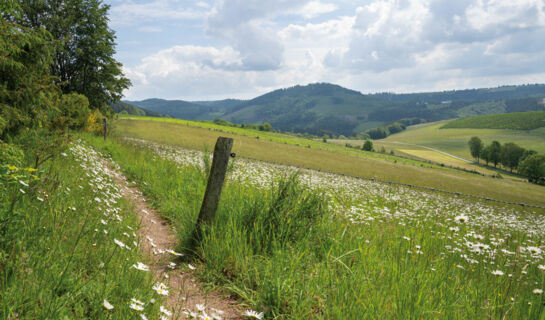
<box><xmin>332</xmin><ymin>139</ymin><xmax>518</xmax><ymax>178</ymax></box>
<box><xmin>85</xmin><ymin>134</ymin><xmax>545</xmax><ymax>319</ymax></box>
<box><xmin>381</xmin><ymin>121</ymin><xmax>545</xmax><ymax>160</ymax></box>
<box><xmin>442</xmin><ymin>111</ymin><xmax>545</xmax><ymax>130</ymax></box>
<box><xmin>114</xmin><ymin>117</ymin><xmax>545</xmax><ymax>207</ymax></box>
<box><xmin>0</xmin><ymin>141</ymin><xmax>163</xmax><ymax>319</ymax></box>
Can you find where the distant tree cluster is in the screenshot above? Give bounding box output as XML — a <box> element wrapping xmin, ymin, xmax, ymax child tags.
<box><xmin>468</xmin><ymin>137</ymin><xmax>544</xmax><ymax>183</ymax></box>
<box><xmin>363</xmin><ymin>118</ymin><xmax>426</xmax><ymax>140</ymax></box>
<box><xmin>213</xmin><ymin>118</ymin><xmax>272</xmax><ymax>131</ymax></box>
<box><xmin>362</xmin><ymin>139</ymin><xmax>373</xmax><ymax>151</ymax></box>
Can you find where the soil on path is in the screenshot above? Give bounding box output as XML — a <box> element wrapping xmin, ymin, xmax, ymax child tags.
<box><xmin>103</xmin><ymin>160</ymin><xmax>243</xmax><ymax>319</ymax></box>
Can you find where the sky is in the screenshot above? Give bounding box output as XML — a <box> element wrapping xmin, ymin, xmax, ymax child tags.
<box><xmin>105</xmin><ymin>0</ymin><xmax>545</xmax><ymax>101</ymax></box>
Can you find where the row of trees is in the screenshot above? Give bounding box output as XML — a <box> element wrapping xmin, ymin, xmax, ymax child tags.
<box><xmin>468</xmin><ymin>137</ymin><xmax>545</xmax><ymax>183</ymax></box>
<box><xmin>212</xmin><ymin>118</ymin><xmax>273</xmax><ymax>131</ymax></box>
<box><xmin>365</xmin><ymin>118</ymin><xmax>426</xmax><ymax>140</ymax></box>
<box><xmin>1</xmin><ymin>0</ymin><xmax>128</xmax><ymax>164</ymax></box>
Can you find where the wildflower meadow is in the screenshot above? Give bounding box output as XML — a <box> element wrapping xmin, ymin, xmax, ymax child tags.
<box><xmin>84</xmin><ymin>135</ymin><xmax>545</xmax><ymax>319</ymax></box>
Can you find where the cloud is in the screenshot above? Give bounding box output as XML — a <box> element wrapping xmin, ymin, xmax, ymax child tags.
<box><xmin>205</xmin><ymin>0</ymin><xmax>312</xmax><ymax>70</ymax></box>
<box><xmin>138</xmin><ymin>26</ymin><xmax>163</xmax><ymax>33</ymax></box>
<box><xmin>324</xmin><ymin>0</ymin><xmax>545</xmax><ymax>77</ymax></box>
<box><xmin>292</xmin><ymin>1</ymin><xmax>338</xmax><ymax>19</ymax></box>
<box><xmin>109</xmin><ymin>0</ymin><xmax>206</xmax><ymax>27</ymax></box>
<box><xmin>122</xmin><ymin>41</ymin><xmax>332</xmax><ymax>100</ymax></box>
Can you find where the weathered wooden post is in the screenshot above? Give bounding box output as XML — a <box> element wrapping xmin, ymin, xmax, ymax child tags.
<box><xmin>193</xmin><ymin>137</ymin><xmax>233</xmax><ymax>241</ymax></box>
<box><xmin>103</xmin><ymin>118</ymin><xmax>107</xmax><ymax>141</ymax></box>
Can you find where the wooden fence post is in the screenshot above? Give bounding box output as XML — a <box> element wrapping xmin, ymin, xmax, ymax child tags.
<box><xmin>103</xmin><ymin>118</ymin><xmax>107</xmax><ymax>141</ymax></box>
<box><xmin>194</xmin><ymin>137</ymin><xmax>233</xmax><ymax>237</ymax></box>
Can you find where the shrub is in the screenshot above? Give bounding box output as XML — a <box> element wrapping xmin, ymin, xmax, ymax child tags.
<box><xmin>85</xmin><ymin>109</ymin><xmax>105</xmax><ymax>136</ymax></box>
<box><xmin>362</xmin><ymin>139</ymin><xmax>373</xmax><ymax>151</ymax></box>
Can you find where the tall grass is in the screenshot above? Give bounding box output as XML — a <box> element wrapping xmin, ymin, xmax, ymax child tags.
<box><xmin>0</xmin><ymin>140</ymin><xmax>162</xmax><ymax>319</ymax></box>
<box><xmin>87</xmin><ymin>134</ymin><xmax>545</xmax><ymax>319</ymax></box>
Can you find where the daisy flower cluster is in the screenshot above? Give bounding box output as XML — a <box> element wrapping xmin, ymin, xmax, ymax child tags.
<box><xmin>127</xmin><ymin>138</ymin><xmax>545</xmax><ymax>302</ymax></box>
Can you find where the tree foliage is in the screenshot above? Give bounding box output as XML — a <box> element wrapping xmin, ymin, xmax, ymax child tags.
<box><xmin>468</xmin><ymin>136</ymin><xmax>483</xmax><ymax>163</ymax></box>
<box><xmin>518</xmin><ymin>154</ymin><xmax>545</xmax><ymax>183</ymax></box>
<box><xmin>17</xmin><ymin>0</ymin><xmax>130</xmax><ymax>114</ymax></box>
<box><xmin>362</xmin><ymin>139</ymin><xmax>373</xmax><ymax>151</ymax></box>
<box><xmin>488</xmin><ymin>141</ymin><xmax>502</xmax><ymax>168</ymax></box>
<box><xmin>1</xmin><ymin>2</ymin><xmax>86</xmax><ymax>141</ymax></box>
<box><xmin>500</xmin><ymin>142</ymin><xmax>525</xmax><ymax>172</ymax></box>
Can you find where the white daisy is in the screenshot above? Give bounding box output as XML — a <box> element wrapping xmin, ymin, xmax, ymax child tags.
<box><xmin>455</xmin><ymin>215</ymin><xmax>468</xmax><ymax>223</ymax></box>
<box><xmin>491</xmin><ymin>270</ymin><xmax>504</xmax><ymax>276</ymax></box>
<box><xmin>114</xmin><ymin>238</ymin><xmax>126</xmax><ymax>248</ymax></box>
<box><xmin>160</xmin><ymin>305</ymin><xmax>173</xmax><ymax>317</ymax></box>
<box><xmin>153</xmin><ymin>282</ymin><xmax>169</xmax><ymax>296</ymax></box>
<box><xmin>130</xmin><ymin>303</ymin><xmax>144</xmax><ymax>311</ymax></box>
<box><xmin>243</xmin><ymin>309</ymin><xmax>264</xmax><ymax>319</ymax></box>
<box><xmin>103</xmin><ymin>299</ymin><xmax>114</xmax><ymax>310</ymax></box>
<box><xmin>132</xmin><ymin>262</ymin><xmax>150</xmax><ymax>271</ymax></box>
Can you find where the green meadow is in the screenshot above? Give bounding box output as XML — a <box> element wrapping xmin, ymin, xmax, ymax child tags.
<box><xmin>83</xmin><ymin>133</ymin><xmax>545</xmax><ymax>319</ymax></box>
<box><xmin>115</xmin><ymin>117</ymin><xmax>545</xmax><ymax>207</ymax></box>
<box><xmin>0</xmin><ymin>141</ymin><xmax>163</xmax><ymax>319</ymax></box>
<box><xmin>382</xmin><ymin>121</ymin><xmax>545</xmax><ymax>160</ymax></box>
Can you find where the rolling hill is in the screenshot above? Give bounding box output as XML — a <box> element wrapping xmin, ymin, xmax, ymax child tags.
<box><xmin>380</xmin><ymin>120</ymin><xmax>545</xmax><ymax>160</ymax></box>
<box><xmin>111</xmin><ymin>101</ymin><xmax>164</xmax><ymax>117</ymax></box>
<box><xmin>124</xmin><ymin>83</ymin><xmax>545</xmax><ymax>137</ymax></box>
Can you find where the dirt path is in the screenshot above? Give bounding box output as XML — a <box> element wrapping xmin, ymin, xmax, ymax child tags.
<box><xmin>102</xmin><ymin>160</ymin><xmax>243</xmax><ymax>320</ymax></box>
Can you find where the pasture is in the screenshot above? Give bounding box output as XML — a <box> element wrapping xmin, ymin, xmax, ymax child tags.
<box><xmin>114</xmin><ymin>117</ymin><xmax>545</xmax><ymax>208</ymax></box>
<box><xmin>382</xmin><ymin>121</ymin><xmax>545</xmax><ymax>159</ymax></box>
<box><xmin>84</xmin><ymin>134</ymin><xmax>545</xmax><ymax>319</ymax></box>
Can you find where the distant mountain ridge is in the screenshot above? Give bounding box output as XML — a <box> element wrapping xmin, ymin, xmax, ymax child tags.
<box><xmin>123</xmin><ymin>83</ymin><xmax>545</xmax><ymax>136</ymax></box>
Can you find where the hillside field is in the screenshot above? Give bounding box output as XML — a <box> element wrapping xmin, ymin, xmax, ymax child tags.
<box><xmin>381</xmin><ymin>121</ymin><xmax>545</xmax><ymax>160</ymax></box>
<box><xmin>442</xmin><ymin>111</ymin><xmax>545</xmax><ymax>130</ymax></box>
<box><xmin>115</xmin><ymin>117</ymin><xmax>545</xmax><ymax>206</ymax></box>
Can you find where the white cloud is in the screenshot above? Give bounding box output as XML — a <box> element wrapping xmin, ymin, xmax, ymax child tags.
<box><xmin>138</xmin><ymin>26</ymin><xmax>163</xmax><ymax>33</ymax></box>
<box><xmin>109</xmin><ymin>0</ymin><xmax>206</xmax><ymax>26</ymax></box>
<box><xmin>325</xmin><ymin>0</ymin><xmax>545</xmax><ymax>77</ymax></box>
<box><xmin>205</xmin><ymin>0</ymin><xmax>315</xmax><ymax>70</ymax></box>
<box><xmin>292</xmin><ymin>1</ymin><xmax>338</xmax><ymax>19</ymax></box>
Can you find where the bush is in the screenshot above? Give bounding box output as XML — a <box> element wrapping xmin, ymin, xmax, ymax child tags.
<box><xmin>0</xmin><ymin>141</ymin><xmax>24</xmax><ymax>166</ymax></box>
<box><xmin>85</xmin><ymin>109</ymin><xmax>105</xmax><ymax>136</ymax></box>
<box><xmin>362</xmin><ymin>139</ymin><xmax>373</xmax><ymax>151</ymax></box>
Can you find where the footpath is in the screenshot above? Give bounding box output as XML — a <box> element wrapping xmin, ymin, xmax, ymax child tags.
<box><xmin>102</xmin><ymin>159</ymin><xmax>243</xmax><ymax>319</ymax></box>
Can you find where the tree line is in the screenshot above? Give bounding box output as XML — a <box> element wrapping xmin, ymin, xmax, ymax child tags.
<box><xmin>362</xmin><ymin>118</ymin><xmax>426</xmax><ymax>140</ymax></box>
<box><xmin>468</xmin><ymin>137</ymin><xmax>545</xmax><ymax>183</ymax></box>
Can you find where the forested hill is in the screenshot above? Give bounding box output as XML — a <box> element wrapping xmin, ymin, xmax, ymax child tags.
<box><xmin>123</xmin><ymin>83</ymin><xmax>545</xmax><ymax>137</ymax></box>
<box><xmin>111</xmin><ymin>101</ymin><xmax>164</xmax><ymax>117</ymax></box>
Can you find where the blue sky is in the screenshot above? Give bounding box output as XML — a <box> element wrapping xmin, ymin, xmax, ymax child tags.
<box><xmin>105</xmin><ymin>0</ymin><xmax>545</xmax><ymax>101</ymax></box>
